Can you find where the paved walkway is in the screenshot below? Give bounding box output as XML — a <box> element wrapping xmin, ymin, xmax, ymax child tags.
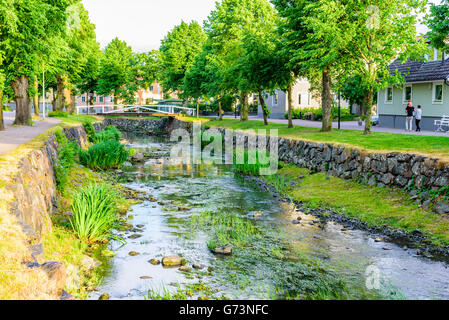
<box><xmin>219</xmin><ymin>115</ymin><xmax>449</xmax><ymax>137</ymax></box>
<box><xmin>0</xmin><ymin>112</ymin><xmax>61</xmax><ymax>156</ymax></box>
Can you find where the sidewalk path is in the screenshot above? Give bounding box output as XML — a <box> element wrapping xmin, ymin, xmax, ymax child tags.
<box><xmin>0</xmin><ymin>112</ymin><xmax>61</xmax><ymax>157</ymax></box>
<box><xmin>218</xmin><ymin>115</ymin><xmax>449</xmax><ymax>137</ymax></box>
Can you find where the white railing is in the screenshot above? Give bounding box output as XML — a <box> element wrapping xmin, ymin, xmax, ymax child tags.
<box><xmin>75</xmin><ymin>104</ymin><xmax>196</xmax><ymax>117</ymax></box>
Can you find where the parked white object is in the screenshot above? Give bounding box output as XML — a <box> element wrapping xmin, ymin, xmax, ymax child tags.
<box><xmin>434</xmin><ymin>115</ymin><xmax>449</xmax><ymax>132</ymax></box>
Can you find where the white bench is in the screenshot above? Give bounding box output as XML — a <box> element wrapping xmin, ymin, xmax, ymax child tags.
<box><xmin>434</xmin><ymin>115</ymin><xmax>449</xmax><ymax>132</ymax></box>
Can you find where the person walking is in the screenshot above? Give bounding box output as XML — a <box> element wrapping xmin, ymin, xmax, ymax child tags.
<box><xmin>415</xmin><ymin>105</ymin><xmax>422</xmax><ymax>132</ymax></box>
<box><xmin>405</xmin><ymin>101</ymin><xmax>415</xmax><ymax>131</ymax></box>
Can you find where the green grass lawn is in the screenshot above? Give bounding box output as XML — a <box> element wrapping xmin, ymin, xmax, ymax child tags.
<box><xmin>204</xmin><ymin>119</ymin><xmax>449</xmax><ymax>160</ymax></box>
<box><xmin>268</xmin><ymin>165</ymin><xmax>449</xmax><ymax>246</ymax></box>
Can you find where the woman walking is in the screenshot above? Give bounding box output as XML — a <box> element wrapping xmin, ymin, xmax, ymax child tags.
<box><xmin>415</xmin><ymin>105</ymin><xmax>422</xmax><ymax>132</ymax></box>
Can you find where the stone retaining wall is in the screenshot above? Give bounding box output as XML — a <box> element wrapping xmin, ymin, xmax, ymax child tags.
<box><xmin>7</xmin><ymin>126</ymin><xmax>88</xmax><ymax>240</ymax></box>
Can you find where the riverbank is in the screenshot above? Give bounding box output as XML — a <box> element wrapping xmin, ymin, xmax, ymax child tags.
<box><xmin>0</xmin><ymin>116</ymin><xmax>135</xmax><ymax>299</ymax></box>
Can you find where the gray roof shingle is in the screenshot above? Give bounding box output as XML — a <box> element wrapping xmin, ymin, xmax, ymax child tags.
<box><xmin>389</xmin><ymin>60</ymin><xmax>449</xmax><ymax>83</ymax></box>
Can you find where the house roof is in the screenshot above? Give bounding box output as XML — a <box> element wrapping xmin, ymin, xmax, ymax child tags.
<box><xmin>389</xmin><ymin>60</ymin><xmax>449</xmax><ymax>83</ymax></box>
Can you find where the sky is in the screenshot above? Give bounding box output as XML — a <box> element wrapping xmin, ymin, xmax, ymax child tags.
<box><xmin>82</xmin><ymin>0</ymin><xmax>217</xmax><ymax>52</ymax></box>
<box><xmin>82</xmin><ymin>0</ymin><xmax>442</xmax><ymax>53</ymax></box>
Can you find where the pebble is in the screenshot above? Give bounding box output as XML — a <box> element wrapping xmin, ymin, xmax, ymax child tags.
<box><xmin>192</xmin><ymin>264</ymin><xmax>203</xmax><ymax>269</ymax></box>
<box><xmin>129</xmin><ymin>251</ymin><xmax>140</xmax><ymax>256</ymax></box>
<box><xmin>128</xmin><ymin>234</ymin><xmax>142</xmax><ymax>239</ymax></box>
<box><xmin>149</xmin><ymin>259</ymin><xmax>160</xmax><ymax>265</ymax></box>
<box><xmin>98</xmin><ymin>293</ymin><xmax>110</xmax><ymax>300</ymax></box>
<box><xmin>139</xmin><ymin>276</ymin><xmax>152</xmax><ymax>279</ymax></box>
<box><xmin>178</xmin><ymin>266</ymin><xmax>191</xmax><ymax>272</ymax></box>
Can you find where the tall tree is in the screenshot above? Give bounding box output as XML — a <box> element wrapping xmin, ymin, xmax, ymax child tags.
<box><xmin>0</xmin><ymin>0</ymin><xmax>17</xmax><ymax>130</ymax></box>
<box><xmin>159</xmin><ymin>21</ymin><xmax>207</xmax><ymax>104</ymax></box>
<box><xmin>204</xmin><ymin>0</ymin><xmax>278</xmax><ymax>122</ymax></box>
<box><xmin>1</xmin><ymin>0</ymin><xmax>72</xmax><ymax>125</ymax></box>
<box><xmin>97</xmin><ymin>38</ymin><xmax>137</xmax><ymax>105</ymax></box>
<box><xmin>426</xmin><ymin>0</ymin><xmax>449</xmax><ymax>53</ymax></box>
<box><xmin>331</xmin><ymin>0</ymin><xmax>427</xmax><ymax>134</ymax></box>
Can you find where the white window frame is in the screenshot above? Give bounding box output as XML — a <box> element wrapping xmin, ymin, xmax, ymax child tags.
<box><xmin>402</xmin><ymin>85</ymin><xmax>412</xmax><ymax>104</ymax></box>
<box><xmin>99</xmin><ymin>96</ymin><xmax>104</xmax><ymax>103</ymax></box>
<box><xmin>385</xmin><ymin>87</ymin><xmax>393</xmax><ymax>104</ymax></box>
<box><xmin>273</xmin><ymin>92</ymin><xmax>279</xmax><ymax>106</ymax></box>
<box><xmin>432</xmin><ymin>82</ymin><xmax>444</xmax><ymax>104</ymax></box>
<box><xmin>81</xmin><ymin>96</ymin><xmax>86</xmax><ymax>103</ymax></box>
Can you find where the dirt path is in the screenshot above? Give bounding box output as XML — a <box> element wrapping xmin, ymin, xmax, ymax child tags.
<box><xmin>0</xmin><ymin>112</ymin><xmax>61</xmax><ymax>157</ymax></box>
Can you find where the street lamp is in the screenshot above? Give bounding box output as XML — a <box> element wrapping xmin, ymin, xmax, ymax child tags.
<box><xmin>42</xmin><ymin>62</ymin><xmax>46</xmax><ymax>120</ymax></box>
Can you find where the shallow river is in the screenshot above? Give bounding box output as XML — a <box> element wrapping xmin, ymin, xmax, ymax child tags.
<box><xmin>92</xmin><ymin>135</ymin><xmax>449</xmax><ymax>300</ymax></box>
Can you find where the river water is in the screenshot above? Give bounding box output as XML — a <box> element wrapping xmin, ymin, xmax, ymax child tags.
<box><xmin>92</xmin><ymin>135</ymin><xmax>449</xmax><ymax>300</ymax></box>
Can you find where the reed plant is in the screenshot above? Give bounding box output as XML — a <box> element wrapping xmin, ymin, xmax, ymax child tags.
<box><xmin>79</xmin><ymin>140</ymin><xmax>129</xmax><ymax>170</ymax></box>
<box><xmin>70</xmin><ymin>184</ymin><xmax>120</xmax><ymax>242</ymax></box>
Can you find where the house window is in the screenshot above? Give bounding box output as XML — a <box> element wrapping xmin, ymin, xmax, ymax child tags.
<box><xmin>93</xmin><ymin>96</ymin><xmax>97</xmax><ymax>103</ymax></box>
<box><xmin>99</xmin><ymin>96</ymin><xmax>104</xmax><ymax>103</ymax></box>
<box><xmin>385</xmin><ymin>87</ymin><xmax>393</xmax><ymax>104</ymax></box>
<box><xmin>273</xmin><ymin>92</ymin><xmax>278</xmax><ymax>105</ymax></box>
<box><xmin>433</xmin><ymin>83</ymin><xmax>443</xmax><ymax>103</ymax></box>
<box><xmin>110</xmin><ymin>97</ymin><xmax>114</xmax><ymax>103</ymax></box>
<box><xmin>403</xmin><ymin>85</ymin><xmax>412</xmax><ymax>103</ymax></box>
<box><xmin>298</xmin><ymin>94</ymin><xmax>302</xmax><ymax>106</ymax></box>
<box><xmin>150</xmin><ymin>85</ymin><xmax>154</xmax><ymax>91</ymax></box>
<box><xmin>81</xmin><ymin>96</ymin><xmax>86</xmax><ymax>103</ymax></box>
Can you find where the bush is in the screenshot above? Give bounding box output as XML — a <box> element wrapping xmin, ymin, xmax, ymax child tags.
<box><xmin>70</xmin><ymin>184</ymin><xmax>120</xmax><ymax>242</ymax></box>
<box><xmin>48</xmin><ymin>111</ymin><xmax>69</xmax><ymax>118</ymax></box>
<box><xmin>54</xmin><ymin>129</ymin><xmax>79</xmax><ymax>192</ymax></box>
<box><xmin>95</xmin><ymin>126</ymin><xmax>122</xmax><ymax>143</ymax></box>
<box><xmin>284</xmin><ymin>107</ymin><xmax>356</xmax><ymax>121</ymax></box>
<box><xmin>83</xmin><ymin>121</ymin><xmax>96</xmax><ymax>143</ymax></box>
<box><xmin>79</xmin><ymin>140</ymin><xmax>129</xmax><ymax>170</ymax></box>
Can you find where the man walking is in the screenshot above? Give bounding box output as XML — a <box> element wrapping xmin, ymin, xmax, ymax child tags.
<box><xmin>405</xmin><ymin>101</ymin><xmax>414</xmax><ymax>132</ymax></box>
<box><xmin>415</xmin><ymin>105</ymin><xmax>422</xmax><ymax>132</ymax></box>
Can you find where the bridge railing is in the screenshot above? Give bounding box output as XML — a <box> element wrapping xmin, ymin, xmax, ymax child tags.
<box><xmin>75</xmin><ymin>104</ymin><xmax>196</xmax><ymax>117</ymax></box>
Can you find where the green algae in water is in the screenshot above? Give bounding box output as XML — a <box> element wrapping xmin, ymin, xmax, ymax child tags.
<box><xmin>187</xmin><ymin>210</ymin><xmax>383</xmax><ymax>300</ymax></box>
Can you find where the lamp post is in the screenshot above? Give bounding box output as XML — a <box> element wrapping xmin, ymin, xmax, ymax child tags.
<box><xmin>338</xmin><ymin>91</ymin><xmax>341</xmax><ymax>130</ymax></box>
<box><xmin>42</xmin><ymin>62</ymin><xmax>46</xmax><ymax>120</ymax></box>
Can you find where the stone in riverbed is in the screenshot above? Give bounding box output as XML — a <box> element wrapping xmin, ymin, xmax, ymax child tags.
<box><xmin>149</xmin><ymin>259</ymin><xmax>160</xmax><ymax>265</ymax></box>
<box><xmin>128</xmin><ymin>234</ymin><xmax>142</xmax><ymax>239</ymax></box>
<box><xmin>291</xmin><ymin>220</ymin><xmax>300</xmax><ymax>225</ymax></box>
<box><xmin>129</xmin><ymin>251</ymin><xmax>140</xmax><ymax>256</ymax></box>
<box><xmin>192</xmin><ymin>264</ymin><xmax>203</xmax><ymax>269</ymax></box>
<box><xmin>207</xmin><ymin>266</ymin><xmax>214</xmax><ymax>272</ymax></box>
<box><xmin>162</xmin><ymin>256</ymin><xmax>185</xmax><ymax>266</ymax></box>
<box><xmin>178</xmin><ymin>266</ymin><xmax>191</xmax><ymax>272</ymax></box>
<box><xmin>212</xmin><ymin>244</ymin><xmax>232</xmax><ymax>255</ymax></box>
<box><xmin>140</xmin><ymin>276</ymin><xmax>152</xmax><ymax>279</ymax></box>
<box><xmin>98</xmin><ymin>293</ymin><xmax>110</xmax><ymax>300</ymax></box>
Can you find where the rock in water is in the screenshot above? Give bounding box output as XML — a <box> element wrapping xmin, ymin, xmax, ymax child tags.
<box><xmin>192</xmin><ymin>264</ymin><xmax>203</xmax><ymax>269</ymax></box>
<box><xmin>149</xmin><ymin>259</ymin><xmax>160</xmax><ymax>265</ymax></box>
<box><xmin>212</xmin><ymin>244</ymin><xmax>232</xmax><ymax>255</ymax></box>
<box><xmin>98</xmin><ymin>293</ymin><xmax>110</xmax><ymax>300</ymax></box>
<box><xmin>128</xmin><ymin>234</ymin><xmax>142</xmax><ymax>239</ymax></box>
<box><xmin>178</xmin><ymin>266</ymin><xmax>191</xmax><ymax>272</ymax></box>
<box><xmin>128</xmin><ymin>251</ymin><xmax>140</xmax><ymax>256</ymax></box>
<box><xmin>139</xmin><ymin>276</ymin><xmax>152</xmax><ymax>279</ymax></box>
<box><xmin>162</xmin><ymin>256</ymin><xmax>185</xmax><ymax>266</ymax></box>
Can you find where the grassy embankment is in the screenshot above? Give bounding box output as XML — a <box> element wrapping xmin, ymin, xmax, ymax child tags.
<box><xmin>0</xmin><ymin>115</ymin><xmax>134</xmax><ymax>299</ymax></box>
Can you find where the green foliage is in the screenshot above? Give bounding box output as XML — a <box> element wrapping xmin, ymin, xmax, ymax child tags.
<box><xmin>426</xmin><ymin>0</ymin><xmax>449</xmax><ymax>52</ymax></box>
<box><xmin>83</xmin><ymin>121</ymin><xmax>96</xmax><ymax>143</ymax></box>
<box><xmin>94</xmin><ymin>126</ymin><xmax>122</xmax><ymax>143</ymax></box>
<box><xmin>79</xmin><ymin>140</ymin><xmax>129</xmax><ymax>170</ymax></box>
<box><xmin>48</xmin><ymin>111</ymin><xmax>69</xmax><ymax>118</ymax></box>
<box><xmin>160</xmin><ymin>21</ymin><xmax>207</xmax><ymax>95</ymax></box>
<box><xmin>70</xmin><ymin>184</ymin><xmax>120</xmax><ymax>242</ymax></box>
<box><xmin>97</xmin><ymin>38</ymin><xmax>138</xmax><ymax>104</ymax></box>
<box><xmin>54</xmin><ymin>129</ymin><xmax>79</xmax><ymax>192</ymax></box>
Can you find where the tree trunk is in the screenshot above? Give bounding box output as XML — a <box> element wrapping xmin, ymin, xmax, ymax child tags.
<box><xmin>113</xmin><ymin>91</ymin><xmax>118</xmax><ymax>110</ymax></box>
<box><xmin>258</xmin><ymin>91</ymin><xmax>268</xmax><ymax>126</ymax></box>
<box><xmin>240</xmin><ymin>92</ymin><xmax>248</xmax><ymax>121</ymax></box>
<box><xmin>55</xmin><ymin>74</ymin><xmax>71</xmax><ymax>111</ymax></box>
<box><xmin>321</xmin><ymin>69</ymin><xmax>333</xmax><ymax>132</ymax></box>
<box><xmin>363</xmin><ymin>86</ymin><xmax>374</xmax><ymax>135</ymax></box>
<box><xmin>0</xmin><ymin>90</ymin><xmax>4</xmax><ymax>131</ymax></box>
<box><xmin>287</xmin><ymin>82</ymin><xmax>293</xmax><ymax>128</ymax></box>
<box><xmin>12</xmin><ymin>76</ymin><xmax>31</xmax><ymax>126</ymax></box>
<box><xmin>33</xmin><ymin>75</ymin><xmax>40</xmax><ymax>117</ymax></box>
<box><xmin>67</xmin><ymin>93</ymin><xmax>76</xmax><ymax>114</ymax></box>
